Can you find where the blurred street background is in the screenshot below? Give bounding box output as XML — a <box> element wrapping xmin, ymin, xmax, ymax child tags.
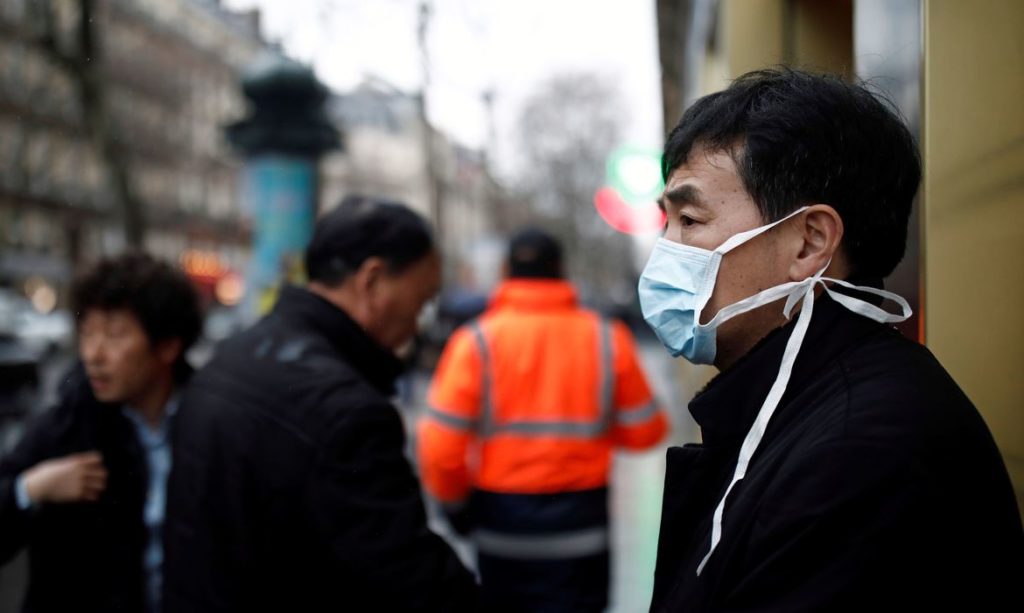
<box><xmin>1</xmin><ymin>0</ymin><xmax>1022</xmax><ymax>610</ymax></box>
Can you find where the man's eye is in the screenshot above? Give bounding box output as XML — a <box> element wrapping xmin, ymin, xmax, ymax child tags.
<box><xmin>680</xmin><ymin>215</ymin><xmax>699</xmax><ymax>227</ymax></box>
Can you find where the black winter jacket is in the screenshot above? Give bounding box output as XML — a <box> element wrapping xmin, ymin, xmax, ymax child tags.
<box><xmin>0</xmin><ymin>365</ymin><xmax>150</xmax><ymax>612</ymax></box>
<box><xmin>651</xmin><ymin>294</ymin><xmax>1023</xmax><ymax>612</ymax></box>
<box><xmin>163</xmin><ymin>286</ymin><xmax>478</xmax><ymax>612</ymax></box>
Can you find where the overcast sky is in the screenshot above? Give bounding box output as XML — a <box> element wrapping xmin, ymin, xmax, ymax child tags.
<box><xmin>222</xmin><ymin>0</ymin><xmax>664</xmax><ymax>177</ymax></box>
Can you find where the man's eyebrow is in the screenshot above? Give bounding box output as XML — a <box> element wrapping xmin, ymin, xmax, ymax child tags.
<box><xmin>663</xmin><ymin>184</ymin><xmax>706</xmax><ymax>207</ymax></box>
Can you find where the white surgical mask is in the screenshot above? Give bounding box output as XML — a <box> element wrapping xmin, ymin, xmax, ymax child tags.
<box><xmin>638</xmin><ymin>207</ymin><xmax>809</xmax><ymax>363</ymax></box>
<box><xmin>638</xmin><ymin>207</ymin><xmax>912</xmax><ymax>575</ymax></box>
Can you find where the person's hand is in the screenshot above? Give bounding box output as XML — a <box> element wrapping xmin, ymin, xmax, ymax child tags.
<box><xmin>22</xmin><ymin>452</ymin><xmax>108</xmax><ymax>504</ymax></box>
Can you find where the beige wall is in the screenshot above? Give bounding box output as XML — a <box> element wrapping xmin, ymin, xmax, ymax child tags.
<box><xmin>789</xmin><ymin>0</ymin><xmax>854</xmax><ymax>76</ymax></box>
<box><xmin>720</xmin><ymin>0</ymin><xmax>786</xmax><ymax>78</ymax></box>
<box><xmin>716</xmin><ymin>0</ymin><xmax>853</xmax><ymax>82</ymax></box>
<box><xmin>923</xmin><ymin>0</ymin><xmax>1024</xmax><ymax>512</ymax></box>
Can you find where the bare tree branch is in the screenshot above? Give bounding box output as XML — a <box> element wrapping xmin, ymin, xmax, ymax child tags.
<box><xmin>32</xmin><ymin>0</ymin><xmax>146</xmax><ymax>248</ymax></box>
<box><xmin>515</xmin><ymin>72</ymin><xmax>637</xmax><ymax>304</ymax></box>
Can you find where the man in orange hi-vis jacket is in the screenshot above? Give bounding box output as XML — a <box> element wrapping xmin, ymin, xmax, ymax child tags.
<box><xmin>418</xmin><ymin>227</ymin><xmax>669</xmax><ymax>612</ymax></box>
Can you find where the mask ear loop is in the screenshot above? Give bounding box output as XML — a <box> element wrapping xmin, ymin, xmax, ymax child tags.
<box><xmin>696</xmin><ymin>207</ymin><xmax>813</xmax><ymax>333</ymax></box>
<box><xmin>713</xmin><ymin>206</ymin><xmax>810</xmax><ymax>254</ymax></box>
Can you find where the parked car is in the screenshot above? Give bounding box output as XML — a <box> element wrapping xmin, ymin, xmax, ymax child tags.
<box><xmin>13</xmin><ymin>309</ymin><xmax>73</xmax><ymax>358</ymax></box>
<box><xmin>0</xmin><ymin>289</ymin><xmax>73</xmax><ymax>359</ymax></box>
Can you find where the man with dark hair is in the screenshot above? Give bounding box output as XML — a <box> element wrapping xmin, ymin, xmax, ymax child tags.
<box><xmin>164</xmin><ymin>196</ymin><xmax>477</xmax><ymax>612</ymax></box>
<box><xmin>0</xmin><ymin>252</ymin><xmax>202</xmax><ymax>612</ymax></box>
<box><xmin>505</xmin><ymin>227</ymin><xmax>564</xmax><ymax>278</ymax></box>
<box><xmin>419</xmin><ymin>226</ymin><xmax>668</xmax><ymax>612</ymax></box>
<box><xmin>642</xmin><ymin>69</ymin><xmax>1023</xmax><ymax>611</ymax></box>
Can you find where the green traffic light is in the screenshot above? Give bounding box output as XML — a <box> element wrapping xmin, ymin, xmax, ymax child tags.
<box><xmin>606</xmin><ymin>146</ymin><xmax>664</xmax><ymax>205</ymax></box>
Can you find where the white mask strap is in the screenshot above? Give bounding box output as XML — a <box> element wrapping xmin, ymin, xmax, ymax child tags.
<box><xmin>696</xmin><ymin>277</ymin><xmax>818</xmax><ymax>575</ymax></box>
<box><xmin>822</xmin><ymin>279</ymin><xmax>912</xmax><ymax>324</ymax></box>
<box><xmin>695</xmin><ymin>270</ymin><xmax>911</xmax><ymax>576</ymax></box>
<box><xmin>714</xmin><ymin>206</ymin><xmax>809</xmax><ymax>255</ymax></box>
<box><xmin>699</xmin><ymin>270</ymin><xmax>912</xmax><ymax>333</ymax></box>
<box><xmin>700</xmin><ymin>277</ymin><xmax>813</xmax><ymax>331</ymax></box>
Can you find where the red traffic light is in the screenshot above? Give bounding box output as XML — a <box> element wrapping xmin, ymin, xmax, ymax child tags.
<box><xmin>593</xmin><ymin>187</ymin><xmax>665</xmax><ymax>235</ymax></box>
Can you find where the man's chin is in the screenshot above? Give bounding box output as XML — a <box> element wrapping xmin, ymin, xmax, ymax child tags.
<box><xmin>90</xmin><ymin>386</ymin><xmax>122</xmax><ymax>404</ymax></box>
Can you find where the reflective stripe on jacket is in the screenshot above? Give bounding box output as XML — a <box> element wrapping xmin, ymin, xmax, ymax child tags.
<box><xmin>418</xmin><ymin>279</ymin><xmax>668</xmax><ymax>504</ymax></box>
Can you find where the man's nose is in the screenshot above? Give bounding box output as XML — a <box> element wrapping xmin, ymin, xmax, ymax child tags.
<box><xmin>80</xmin><ymin>338</ymin><xmax>105</xmax><ymax>364</ymax></box>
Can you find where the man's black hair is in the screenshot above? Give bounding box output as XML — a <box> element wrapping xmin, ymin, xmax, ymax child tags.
<box><xmin>306</xmin><ymin>194</ymin><xmax>435</xmax><ymax>286</ymax></box>
<box><xmin>72</xmin><ymin>252</ymin><xmax>203</xmax><ymax>374</ymax></box>
<box><xmin>662</xmin><ymin>68</ymin><xmax>921</xmax><ymax>280</ymax></box>
<box><xmin>507</xmin><ymin>227</ymin><xmax>563</xmax><ymax>279</ymax></box>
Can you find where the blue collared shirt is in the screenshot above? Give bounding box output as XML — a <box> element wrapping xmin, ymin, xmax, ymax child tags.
<box><xmin>122</xmin><ymin>397</ymin><xmax>178</xmax><ymax>613</ymax></box>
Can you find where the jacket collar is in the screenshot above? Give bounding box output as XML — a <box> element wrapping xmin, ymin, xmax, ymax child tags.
<box><xmin>690</xmin><ymin>291</ymin><xmax>894</xmax><ymax>449</ymax></box>
<box><xmin>272</xmin><ymin>285</ymin><xmax>404</xmax><ymax>395</ymax></box>
<box><xmin>490</xmin><ymin>279</ymin><xmax>578</xmax><ymax>311</ymax></box>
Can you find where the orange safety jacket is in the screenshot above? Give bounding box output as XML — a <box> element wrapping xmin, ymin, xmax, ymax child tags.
<box><xmin>418</xmin><ymin>279</ymin><xmax>669</xmax><ymax>505</ymax></box>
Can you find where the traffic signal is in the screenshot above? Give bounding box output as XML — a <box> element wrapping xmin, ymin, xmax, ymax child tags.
<box><xmin>594</xmin><ymin>146</ymin><xmax>666</xmax><ymax>234</ymax></box>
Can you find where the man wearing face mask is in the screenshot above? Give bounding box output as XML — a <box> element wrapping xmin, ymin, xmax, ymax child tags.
<box><xmin>163</xmin><ymin>196</ymin><xmax>478</xmax><ymax>612</ymax></box>
<box><xmin>642</xmin><ymin>69</ymin><xmax>1023</xmax><ymax>612</ymax></box>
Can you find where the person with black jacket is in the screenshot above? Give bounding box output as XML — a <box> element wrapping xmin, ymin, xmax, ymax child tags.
<box><xmin>0</xmin><ymin>253</ymin><xmax>202</xmax><ymax>612</ymax></box>
<box><xmin>639</xmin><ymin>69</ymin><xmax>1023</xmax><ymax>611</ymax></box>
<box><xmin>163</xmin><ymin>195</ymin><xmax>478</xmax><ymax>612</ymax></box>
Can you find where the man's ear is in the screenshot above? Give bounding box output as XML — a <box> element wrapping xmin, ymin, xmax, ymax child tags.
<box><xmin>353</xmin><ymin>257</ymin><xmax>388</xmax><ymax>300</ymax></box>
<box><xmin>156</xmin><ymin>338</ymin><xmax>183</xmax><ymax>367</ymax></box>
<box><xmin>789</xmin><ymin>204</ymin><xmax>845</xmax><ymax>281</ymax></box>
<box><xmin>309</xmin><ymin>259</ymin><xmax>387</xmax><ymax>333</ymax></box>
